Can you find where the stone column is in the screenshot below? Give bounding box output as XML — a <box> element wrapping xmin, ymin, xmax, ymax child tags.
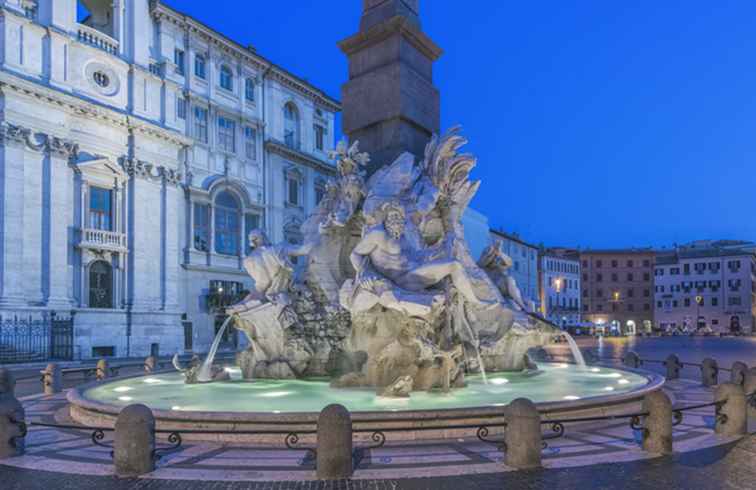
<box><xmin>114</xmin><ymin>404</ymin><xmax>155</xmax><ymax>477</ymax></box>
<box><xmin>504</xmin><ymin>398</ymin><xmax>542</xmax><ymax>469</ymax></box>
<box><xmin>0</xmin><ymin>129</ymin><xmax>28</xmax><ymax>308</ymax></box>
<box><xmin>96</xmin><ymin>359</ymin><xmax>109</xmax><ymax>380</ymax></box>
<box><xmin>46</xmin><ymin>146</ymin><xmax>75</xmax><ymax>308</ymax></box>
<box><xmin>316</xmin><ymin>404</ymin><xmax>353</xmax><ymax>479</ymax></box>
<box><xmin>0</xmin><ymin>368</ymin><xmax>25</xmax><ymax>458</ymax></box>
<box><xmin>641</xmin><ymin>390</ymin><xmax>672</xmax><ymax>454</ymax></box>
<box><xmin>42</xmin><ymin>363</ymin><xmax>62</xmax><ymax>395</ymax></box>
<box><xmin>702</xmin><ymin>358</ymin><xmax>718</xmax><ymax>387</ymax></box>
<box><xmin>665</xmin><ymin>354</ymin><xmax>681</xmax><ymax>380</ymax></box>
<box><xmin>730</xmin><ymin>362</ymin><xmax>748</xmax><ymax>387</ymax></box>
<box><xmin>623</xmin><ymin>351</ymin><xmax>641</xmax><ymax>369</ymax></box>
<box><xmin>714</xmin><ymin>383</ymin><xmax>746</xmax><ymax>437</ymax></box>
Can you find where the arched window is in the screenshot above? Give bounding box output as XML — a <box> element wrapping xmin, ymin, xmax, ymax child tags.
<box><xmin>89</xmin><ymin>261</ymin><xmax>113</xmax><ymax>309</ymax></box>
<box><xmin>283</xmin><ymin>103</ymin><xmax>300</xmax><ymax>149</ymax></box>
<box><xmin>214</xmin><ymin>191</ymin><xmax>240</xmax><ymax>255</ymax></box>
<box><xmin>220</xmin><ymin>65</ymin><xmax>233</xmax><ymax>91</ymax></box>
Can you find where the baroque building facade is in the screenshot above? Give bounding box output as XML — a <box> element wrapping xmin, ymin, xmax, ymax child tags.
<box><xmin>489</xmin><ymin>229</ymin><xmax>540</xmax><ymax>311</ymax></box>
<box><xmin>539</xmin><ymin>248</ymin><xmax>581</xmax><ymax>328</ymax></box>
<box><xmin>0</xmin><ymin>0</ymin><xmax>339</xmax><ymax>358</ymax></box>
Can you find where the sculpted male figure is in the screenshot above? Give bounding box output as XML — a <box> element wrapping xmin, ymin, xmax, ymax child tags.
<box><xmin>346</xmin><ymin>202</ymin><xmax>495</xmax><ymax>315</ymax></box>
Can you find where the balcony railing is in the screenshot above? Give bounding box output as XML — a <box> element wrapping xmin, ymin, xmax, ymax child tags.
<box><xmin>77</xmin><ymin>24</ymin><xmax>119</xmax><ymax>55</ymax></box>
<box><xmin>78</xmin><ymin>228</ymin><xmax>128</xmax><ymax>253</ymax></box>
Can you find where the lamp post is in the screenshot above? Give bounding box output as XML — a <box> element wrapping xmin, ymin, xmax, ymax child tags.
<box><xmin>695</xmin><ymin>295</ymin><xmax>703</xmax><ymax>332</ymax></box>
<box><xmin>554</xmin><ymin>277</ymin><xmax>563</xmax><ymax>328</ymax></box>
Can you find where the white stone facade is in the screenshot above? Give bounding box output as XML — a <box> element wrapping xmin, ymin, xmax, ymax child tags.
<box><xmin>0</xmin><ymin>0</ymin><xmax>339</xmax><ymax>359</ymax></box>
<box><xmin>539</xmin><ymin>251</ymin><xmax>581</xmax><ymax>328</ymax></box>
<box><xmin>654</xmin><ymin>247</ymin><xmax>756</xmax><ymax>334</ymax></box>
<box><xmin>489</xmin><ymin>229</ymin><xmax>540</xmax><ymax>310</ymax></box>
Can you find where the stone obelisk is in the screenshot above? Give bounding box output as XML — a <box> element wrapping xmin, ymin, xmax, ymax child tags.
<box><xmin>339</xmin><ymin>0</ymin><xmax>443</xmax><ymax>175</ymax></box>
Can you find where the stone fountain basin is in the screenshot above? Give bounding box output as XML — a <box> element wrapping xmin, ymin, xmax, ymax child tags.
<box><xmin>67</xmin><ymin>363</ymin><xmax>664</xmax><ymax>443</ymax></box>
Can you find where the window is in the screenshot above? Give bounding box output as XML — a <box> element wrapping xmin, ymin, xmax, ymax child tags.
<box><xmin>284</xmin><ymin>103</ymin><xmax>300</xmax><ymax>149</ymax></box>
<box><xmin>643</xmin><ymin>260</ymin><xmax>650</xmax><ymax>267</ymax></box>
<box><xmin>596</xmin><ymin>273</ymin><xmax>603</xmax><ymax>282</ymax></box>
<box><xmin>193</xmin><ymin>204</ymin><xmax>210</xmax><ymax>251</ymax></box>
<box><xmin>728</xmin><ymin>296</ymin><xmax>742</xmax><ymax>306</ymax></box>
<box><xmin>218</xmin><ymin>116</ymin><xmax>236</xmax><ymax>153</ymax></box>
<box><xmin>683</xmin><ymin>263</ymin><xmax>690</xmax><ymax>275</ymax></box>
<box><xmin>643</xmin><ymin>272</ymin><xmax>650</xmax><ymax>281</ymax></box>
<box><xmin>314</xmin><ymin>124</ymin><xmax>325</xmax><ymax>151</ymax></box>
<box><xmin>596</xmin><ymin>260</ymin><xmax>603</xmax><ymax>268</ymax></box>
<box><xmin>245</xmin><ymin>78</ymin><xmax>255</xmax><ymax>102</ymax></box>
<box><xmin>611</xmin><ymin>260</ymin><xmax>618</xmax><ymax>268</ymax></box>
<box><xmin>644</xmin><ymin>289</ymin><xmax>650</xmax><ymax>297</ymax></box>
<box><xmin>89</xmin><ymin>187</ymin><xmax>112</xmax><ymax>231</ymax></box>
<box><xmin>627</xmin><ymin>273</ymin><xmax>634</xmax><ymax>281</ymax></box>
<box><xmin>242</xmin><ymin>126</ymin><xmax>257</xmax><ymax>160</ymax></box>
<box><xmin>611</xmin><ymin>273</ymin><xmax>618</xmax><ymax>282</ymax></box>
<box><xmin>195</xmin><ymin>54</ymin><xmax>206</xmax><ymax>79</ymax></box>
<box><xmin>684</xmin><ymin>298</ymin><xmax>690</xmax><ymax>307</ymax></box>
<box><xmin>244</xmin><ymin>214</ymin><xmax>261</xmax><ymax>254</ymax></box>
<box><xmin>93</xmin><ymin>71</ymin><xmax>110</xmax><ymax>88</ymax></box>
<box><xmin>89</xmin><ymin>261</ymin><xmax>113</xmax><ymax>309</ymax></box>
<box><xmin>627</xmin><ymin>260</ymin><xmax>634</xmax><ymax>267</ymax></box>
<box><xmin>177</xmin><ymin>97</ymin><xmax>186</xmax><ymax>120</ymax></box>
<box><xmin>214</xmin><ymin>191</ymin><xmax>240</xmax><ymax>255</ymax></box>
<box><xmin>288</xmin><ymin>177</ymin><xmax>299</xmax><ymax>206</ymax></box>
<box><xmin>174</xmin><ymin>48</ymin><xmax>185</xmax><ymax>75</ymax></box>
<box><xmin>711</xmin><ymin>297</ymin><xmax>718</xmax><ymax>307</ymax></box>
<box><xmin>194</xmin><ymin>107</ymin><xmax>208</xmax><ymax>143</ymax></box>
<box><xmin>644</xmin><ymin>303</ymin><xmax>650</xmax><ymax>311</ymax></box>
<box><xmin>220</xmin><ymin>65</ymin><xmax>233</xmax><ymax>91</ymax></box>
<box><xmin>315</xmin><ymin>179</ymin><xmax>326</xmax><ymax>205</ymax></box>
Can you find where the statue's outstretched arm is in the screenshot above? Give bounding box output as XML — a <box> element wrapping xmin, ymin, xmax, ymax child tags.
<box><xmin>350</xmin><ymin>231</ymin><xmax>379</xmax><ymax>273</ymax></box>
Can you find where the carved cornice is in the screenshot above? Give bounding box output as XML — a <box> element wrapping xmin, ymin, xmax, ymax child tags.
<box><xmin>265</xmin><ymin>139</ymin><xmax>336</xmax><ymax>176</ymax></box>
<box><xmin>0</xmin><ymin>122</ymin><xmax>79</xmax><ymax>160</ymax></box>
<box><xmin>119</xmin><ymin>157</ymin><xmax>183</xmax><ymax>186</ymax></box>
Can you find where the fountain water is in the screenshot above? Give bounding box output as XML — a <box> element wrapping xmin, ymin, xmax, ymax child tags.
<box><xmin>197</xmin><ymin>315</ymin><xmax>234</xmax><ymax>383</ymax></box>
<box><xmin>562</xmin><ymin>332</ymin><xmax>586</xmax><ymax>368</ymax></box>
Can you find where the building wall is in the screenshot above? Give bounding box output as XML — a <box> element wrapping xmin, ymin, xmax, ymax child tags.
<box><xmin>489</xmin><ymin>230</ymin><xmax>539</xmax><ymax>310</ymax></box>
<box><xmin>580</xmin><ymin>251</ymin><xmax>655</xmax><ymax>334</ymax></box>
<box><xmin>540</xmin><ymin>253</ymin><xmax>581</xmax><ymax>327</ymax></box>
<box><xmin>654</xmin><ymin>251</ymin><xmax>756</xmax><ymax>334</ymax></box>
<box><xmin>0</xmin><ymin>0</ymin><xmax>339</xmax><ymax>358</ymax></box>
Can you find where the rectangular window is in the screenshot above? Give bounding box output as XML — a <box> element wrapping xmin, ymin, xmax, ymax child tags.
<box><xmin>177</xmin><ymin>97</ymin><xmax>186</xmax><ymax>120</ymax></box>
<box><xmin>244</xmin><ymin>126</ymin><xmax>257</xmax><ymax>160</ymax></box>
<box><xmin>288</xmin><ymin>177</ymin><xmax>299</xmax><ymax>206</ymax></box>
<box><xmin>728</xmin><ymin>296</ymin><xmax>742</xmax><ymax>306</ymax></box>
<box><xmin>193</xmin><ymin>203</ymin><xmax>210</xmax><ymax>252</ymax></box>
<box><xmin>215</xmin><ymin>207</ymin><xmax>239</xmax><ymax>255</ymax></box>
<box><xmin>314</xmin><ymin>124</ymin><xmax>325</xmax><ymax>151</ymax></box>
<box><xmin>244</xmin><ymin>214</ymin><xmax>261</xmax><ymax>254</ymax></box>
<box><xmin>89</xmin><ymin>187</ymin><xmax>112</xmax><ymax>231</ymax></box>
<box><xmin>218</xmin><ymin>116</ymin><xmax>236</xmax><ymax>153</ymax></box>
<box><xmin>174</xmin><ymin>48</ymin><xmax>185</xmax><ymax>75</ymax></box>
<box><xmin>711</xmin><ymin>297</ymin><xmax>718</xmax><ymax>307</ymax></box>
<box><xmin>194</xmin><ymin>107</ymin><xmax>208</xmax><ymax>143</ymax></box>
<box><xmin>245</xmin><ymin>78</ymin><xmax>255</xmax><ymax>102</ymax></box>
<box><xmin>195</xmin><ymin>54</ymin><xmax>206</xmax><ymax>79</ymax></box>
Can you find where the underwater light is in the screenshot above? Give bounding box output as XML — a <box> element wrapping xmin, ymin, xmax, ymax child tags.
<box><xmin>143</xmin><ymin>378</ymin><xmax>161</xmax><ymax>384</ymax></box>
<box><xmin>171</xmin><ymin>406</ymin><xmax>182</xmax><ymax>411</ymax></box>
<box><xmin>563</xmin><ymin>395</ymin><xmax>580</xmax><ymax>400</ymax></box>
<box><xmin>618</xmin><ymin>379</ymin><xmax>630</xmax><ymax>385</ymax></box>
<box><xmin>113</xmin><ymin>386</ymin><xmax>132</xmax><ymax>393</ymax></box>
<box><xmin>490</xmin><ymin>378</ymin><xmax>509</xmax><ymax>385</ymax></box>
<box><xmin>590</xmin><ymin>368</ymin><xmax>600</xmax><ymax>373</ymax></box>
<box><xmin>603</xmin><ymin>386</ymin><xmax>615</xmax><ymax>392</ymax></box>
<box><xmin>118</xmin><ymin>396</ymin><xmax>133</xmax><ymax>401</ymax></box>
<box><xmin>259</xmin><ymin>391</ymin><xmax>292</xmax><ymax>398</ymax></box>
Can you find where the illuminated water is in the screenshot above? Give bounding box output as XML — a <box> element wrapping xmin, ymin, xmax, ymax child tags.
<box><xmin>85</xmin><ymin>363</ymin><xmax>650</xmax><ymax>413</ymax></box>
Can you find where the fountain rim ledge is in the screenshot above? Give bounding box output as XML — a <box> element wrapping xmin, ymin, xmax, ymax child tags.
<box><xmin>66</xmin><ymin>364</ymin><xmax>665</xmax><ymax>424</ymax></box>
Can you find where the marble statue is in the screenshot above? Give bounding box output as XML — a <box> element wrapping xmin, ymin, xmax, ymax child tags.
<box><xmin>187</xmin><ymin>126</ymin><xmax>562</xmax><ymax>395</ymax></box>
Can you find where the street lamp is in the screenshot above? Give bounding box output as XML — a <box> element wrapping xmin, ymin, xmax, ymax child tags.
<box><xmin>554</xmin><ymin>277</ymin><xmax>563</xmax><ymax>326</ymax></box>
<box><xmin>695</xmin><ymin>295</ymin><xmax>703</xmax><ymax>331</ymax></box>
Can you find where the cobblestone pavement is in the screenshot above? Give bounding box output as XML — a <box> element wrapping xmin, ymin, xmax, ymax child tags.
<box><xmin>3</xmin><ymin>379</ymin><xmax>754</xmax><ymax>487</ymax></box>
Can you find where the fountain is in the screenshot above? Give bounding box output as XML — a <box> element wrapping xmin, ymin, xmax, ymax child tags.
<box><xmin>66</xmin><ymin>0</ymin><xmax>664</xmax><ymax>441</ymax></box>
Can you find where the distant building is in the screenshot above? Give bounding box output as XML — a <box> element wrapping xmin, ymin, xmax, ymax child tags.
<box><xmin>654</xmin><ymin>245</ymin><xmax>756</xmax><ymax>334</ymax></box>
<box><xmin>490</xmin><ymin>230</ymin><xmax>540</xmax><ymax>311</ymax></box>
<box><xmin>539</xmin><ymin>248</ymin><xmax>581</xmax><ymax>328</ymax></box>
<box><xmin>580</xmin><ymin>250</ymin><xmax>655</xmax><ymax>335</ymax></box>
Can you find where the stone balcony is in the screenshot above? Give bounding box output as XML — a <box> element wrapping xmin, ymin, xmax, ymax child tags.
<box><xmin>76</xmin><ymin>24</ymin><xmax>119</xmax><ymax>55</ymax></box>
<box><xmin>77</xmin><ymin>228</ymin><xmax>128</xmax><ymax>254</ymax></box>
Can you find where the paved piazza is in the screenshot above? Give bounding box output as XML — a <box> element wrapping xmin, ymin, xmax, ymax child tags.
<box><xmin>3</xmin><ymin>337</ymin><xmax>756</xmax><ymax>488</ymax></box>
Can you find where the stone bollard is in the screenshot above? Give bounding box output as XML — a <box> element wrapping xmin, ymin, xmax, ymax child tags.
<box><xmin>623</xmin><ymin>351</ymin><xmax>642</xmax><ymax>369</ymax></box>
<box><xmin>0</xmin><ymin>368</ymin><xmax>25</xmax><ymax>458</ymax></box>
<box><xmin>144</xmin><ymin>356</ymin><xmax>157</xmax><ymax>374</ymax></box>
<box><xmin>504</xmin><ymin>398</ymin><xmax>542</xmax><ymax>469</ymax></box>
<box><xmin>701</xmin><ymin>358</ymin><xmax>718</xmax><ymax>387</ymax></box>
<box><xmin>114</xmin><ymin>404</ymin><xmax>155</xmax><ymax>477</ymax></box>
<box><xmin>641</xmin><ymin>390</ymin><xmax>673</xmax><ymax>455</ymax></box>
<box><xmin>96</xmin><ymin>359</ymin><xmax>109</xmax><ymax>380</ymax></box>
<box><xmin>730</xmin><ymin>362</ymin><xmax>748</xmax><ymax>387</ymax></box>
<box><xmin>316</xmin><ymin>404</ymin><xmax>353</xmax><ymax>479</ymax></box>
<box><xmin>743</xmin><ymin>367</ymin><xmax>756</xmax><ymax>419</ymax></box>
<box><xmin>714</xmin><ymin>383</ymin><xmax>747</xmax><ymax>437</ymax></box>
<box><xmin>41</xmin><ymin>363</ymin><xmax>62</xmax><ymax>395</ymax></box>
<box><xmin>664</xmin><ymin>354</ymin><xmax>681</xmax><ymax>380</ymax></box>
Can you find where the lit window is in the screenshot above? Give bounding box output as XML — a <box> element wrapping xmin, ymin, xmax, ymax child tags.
<box><xmin>220</xmin><ymin>65</ymin><xmax>233</xmax><ymax>91</ymax></box>
<box><xmin>214</xmin><ymin>191</ymin><xmax>240</xmax><ymax>255</ymax></box>
<box><xmin>89</xmin><ymin>187</ymin><xmax>112</xmax><ymax>231</ymax></box>
<box><xmin>218</xmin><ymin>116</ymin><xmax>236</xmax><ymax>153</ymax></box>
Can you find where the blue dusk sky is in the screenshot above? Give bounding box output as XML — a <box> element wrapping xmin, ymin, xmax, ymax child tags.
<box><xmin>160</xmin><ymin>0</ymin><xmax>756</xmax><ymax>249</ymax></box>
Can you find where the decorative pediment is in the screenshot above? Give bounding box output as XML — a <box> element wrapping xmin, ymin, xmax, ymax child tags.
<box><xmin>72</xmin><ymin>152</ymin><xmax>129</xmax><ymax>186</ymax></box>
